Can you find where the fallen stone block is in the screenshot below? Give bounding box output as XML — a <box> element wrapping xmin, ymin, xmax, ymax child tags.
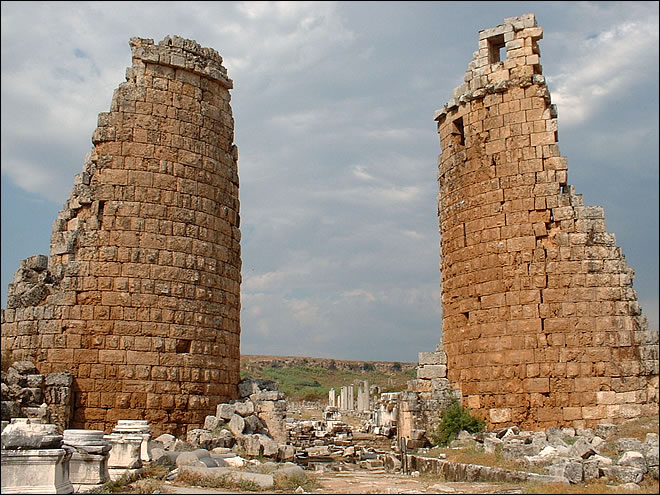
<box><xmin>617</xmin><ymin>451</ymin><xmax>648</xmax><ymax>473</ymax></box>
<box><xmin>278</xmin><ymin>444</ymin><xmax>296</xmax><ymax>462</ymax></box>
<box><xmin>548</xmin><ymin>460</ymin><xmax>583</xmax><ymax>484</ymax></box>
<box><xmin>235</xmin><ymin>401</ymin><xmax>255</xmax><ymax>417</ymax></box>
<box><xmin>203</xmin><ymin>415</ymin><xmax>222</xmax><ymax>431</ymax></box>
<box><xmin>616</xmin><ymin>438</ymin><xmax>644</xmax><ymax>453</ymax></box>
<box><xmin>595</xmin><ymin>423</ymin><xmax>618</xmax><ymax>439</ymax></box>
<box><xmin>176</xmin><ymin>451</ymin><xmax>216</xmax><ymax>468</ymax></box>
<box><xmin>154</xmin><ymin>433</ymin><xmax>176</xmax><ymax>451</ymax></box>
<box><xmin>258</xmin><ymin>434</ymin><xmax>278</xmax><ymax>457</ymax></box>
<box><xmin>216</xmin><ymin>403</ymin><xmax>236</xmax><ymax>421</ymax></box>
<box><xmin>601</xmin><ymin>465</ymin><xmax>645</xmax><ymax>484</ymax></box>
<box><xmin>228</xmin><ymin>414</ymin><xmax>246</xmax><ymax>437</ymax></box>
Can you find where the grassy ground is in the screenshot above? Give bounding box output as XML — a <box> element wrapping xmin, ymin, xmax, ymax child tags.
<box><xmin>240</xmin><ymin>359</ymin><xmax>416</xmax><ymax>401</ymax></box>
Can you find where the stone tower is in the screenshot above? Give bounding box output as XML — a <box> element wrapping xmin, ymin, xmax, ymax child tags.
<box><xmin>433</xmin><ymin>14</ymin><xmax>658</xmax><ymax>429</ymax></box>
<box><xmin>1</xmin><ymin>36</ymin><xmax>242</xmax><ymax>436</ymax></box>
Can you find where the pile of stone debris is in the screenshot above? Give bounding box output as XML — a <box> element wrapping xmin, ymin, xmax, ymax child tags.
<box><xmin>412</xmin><ymin>423</ymin><xmax>659</xmax><ymax>486</ymax></box>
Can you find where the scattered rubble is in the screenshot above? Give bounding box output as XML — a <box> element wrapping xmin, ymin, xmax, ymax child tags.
<box><xmin>1</xmin><ymin>360</ymin><xmax>73</xmax><ymax>432</ymax></box>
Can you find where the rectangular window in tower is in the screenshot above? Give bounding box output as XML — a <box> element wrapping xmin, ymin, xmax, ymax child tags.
<box><xmin>488</xmin><ymin>34</ymin><xmax>506</xmax><ymax>64</ymax></box>
<box><xmin>452</xmin><ymin>117</ymin><xmax>465</xmax><ymax>146</ymax></box>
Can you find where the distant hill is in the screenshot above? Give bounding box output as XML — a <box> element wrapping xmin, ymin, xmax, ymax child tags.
<box><xmin>240</xmin><ymin>354</ymin><xmax>417</xmax><ymax>401</ymax></box>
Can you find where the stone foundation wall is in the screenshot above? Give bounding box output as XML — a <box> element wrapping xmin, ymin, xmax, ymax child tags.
<box><xmin>1</xmin><ymin>35</ymin><xmax>242</xmax><ymax>436</ymax></box>
<box><xmin>431</xmin><ymin>14</ymin><xmax>658</xmax><ymax>429</ymax></box>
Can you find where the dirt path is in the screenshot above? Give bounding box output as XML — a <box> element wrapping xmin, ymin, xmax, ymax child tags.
<box><xmin>310</xmin><ymin>470</ymin><xmax>522</xmax><ymax>494</ymax></box>
<box><xmin>160</xmin><ymin>470</ymin><xmax>524</xmax><ymax>494</ymax></box>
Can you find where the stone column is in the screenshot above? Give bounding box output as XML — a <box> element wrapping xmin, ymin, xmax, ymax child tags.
<box><xmin>111</xmin><ymin>419</ymin><xmax>151</xmax><ymax>462</ymax></box>
<box><xmin>103</xmin><ymin>433</ymin><xmax>143</xmax><ymax>481</ymax></box>
<box><xmin>347</xmin><ymin>384</ymin><xmax>354</xmax><ymax>411</ymax></box>
<box><xmin>62</xmin><ymin>429</ymin><xmax>111</xmax><ymax>491</ymax></box>
<box><xmin>328</xmin><ymin>388</ymin><xmax>336</xmax><ymax>408</ymax></box>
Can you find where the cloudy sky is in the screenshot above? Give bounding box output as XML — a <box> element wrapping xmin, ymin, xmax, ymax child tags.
<box><xmin>1</xmin><ymin>1</ymin><xmax>658</xmax><ymax>362</ymax></box>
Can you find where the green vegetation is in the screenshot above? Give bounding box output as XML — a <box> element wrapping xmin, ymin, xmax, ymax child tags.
<box><xmin>175</xmin><ymin>471</ymin><xmax>263</xmax><ymax>492</ymax></box>
<box><xmin>240</xmin><ymin>361</ymin><xmax>415</xmax><ymax>401</ymax></box>
<box><xmin>273</xmin><ymin>473</ymin><xmax>321</xmax><ymax>492</ymax></box>
<box><xmin>429</xmin><ymin>399</ymin><xmax>485</xmax><ymax>447</ymax></box>
<box><xmin>87</xmin><ymin>465</ymin><xmax>169</xmax><ymax>493</ymax></box>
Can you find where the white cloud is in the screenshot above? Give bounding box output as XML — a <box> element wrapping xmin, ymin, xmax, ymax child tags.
<box><xmin>548</xmin><ymin>17</ymin><xmax>659</xmax><ymax>126</ymax></box>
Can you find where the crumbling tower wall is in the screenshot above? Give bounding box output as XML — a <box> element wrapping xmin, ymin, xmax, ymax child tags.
<box><xmin>1</xmin><ymin>36</ymin><xmax>242</xmax><ymax>436</ymax></box>
<box><xmin>433</xmin><ymin>14</ymin><xmax>658</xmax><ymax>430</ymax></box>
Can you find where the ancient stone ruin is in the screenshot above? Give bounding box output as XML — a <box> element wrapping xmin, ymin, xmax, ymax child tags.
<box><xmin>421</xmin><ymin>13</ymin><xmax>658</xmax><ymax>430</ymax></box>
<box><xmin>1</xmin><ymin>35</ymin><xmax>242</xmax><ymax>436</ymax></box>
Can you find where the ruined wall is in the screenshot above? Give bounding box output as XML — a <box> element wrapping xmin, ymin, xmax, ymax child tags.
<box><xmin>0</xmin><ymin>36</ymin><xmax>242</xmax><ymax>436</ymax></box>
<box><xmin>432</xmin><ymin>14</ymin><xmax>658</xmax><ymax>430</ymax></box>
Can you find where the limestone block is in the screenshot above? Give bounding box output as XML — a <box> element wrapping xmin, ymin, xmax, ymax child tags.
<box><xmin>257</xmin><ymin>434</ymin><xmax>278</xmax><ymax>458</ymax></box>
<box><xmin>617</xmin><ymin>451</ymin><xmax>648</xmax><ymax>473</ymax></box>
<box><xmin>63</xmin><ymin>429</ymin><xmax>111</xmax><ymax>489</ymax></box>
<box><xmin>244</xmin><ymin>414</ymin><xmax>266</xmax><ymax>435</ymax></box>
<box><xmin>418</xmin><ymin>351</ymin><xmax>448</xmax><ymax>366</ymax></box>
<box><xmin>238</xmin><ymin>434</ymin><xmax>263</xmax><ymax>457</ymax></box>
<box><xmin>489</xmin><ymin>408</ymin><xmax>512</xmax><ymax>423</ymax></box>
<box><xmin>216</xmin><ymin>403</ymin><xmax>235</xmax><ymax>421</ymax></box>
<box><xmin>104</xmin><ymin>433</ymin><xmax>142</xmax><ymax>475</ymax></box>
<box><xmin>549</xmin><ymin>460</ymin><xmax>583</xmax><ymax>484</ymax></box>
<box><xmin>203</xmin><ymin>415</ymin><xmax>222</xmax><ymax>431</ymax></box>
<box><xmin>277</xmin><ymin>444</ymin><xmax>295</xmax><ymax>462</ymax></box>
<box><xmin>235</xmin><ymin>400</ymin><xmax>255</xmax><ymax>417</ymax></box>
<box><xmin>154</xmin><ymin>433</ymin><xmax>175</xmax><ymax>451</ymax></box>
<box><xmin>1</xmin><ymin>418</ymin><xmax>62</xmax><ymax>450</ymax></box>
<box><xmin>417</xmin><ymin>365</ymin><xmax>447</xmax><ymax>379</ymax></box>
<box><xmin>112</xmin><ymin>420</ymin><xmax>151</xmax><ymax>462</ymax></box>
<box><xmin>228</xmin><ymin>414</ymin><xmax>245</xmax><ymax>437</ymax></box>
<box><xmin>616</xmin><ymin>438</ymin><xmax>644</xmax><ymax>453</ymax></box>
<box><xmin>601</xmin><ymin>465</ymin><xmax>645</xmax><ymax>484</ymax></box>
<box><xmin>1</xmin><ymin>448</ymin><xmax>74</xmax><ymax>494</ymax></box>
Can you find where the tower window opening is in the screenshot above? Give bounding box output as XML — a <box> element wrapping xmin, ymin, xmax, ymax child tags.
<box><xmin>452</xmin><ymin>117</ymin><xmax>465</xmax><ymax>146</ymax></box>
<box><xmin>488</xmin><ymin>34</ymin><xmax>506</xmax><ymax>64</ymax></box>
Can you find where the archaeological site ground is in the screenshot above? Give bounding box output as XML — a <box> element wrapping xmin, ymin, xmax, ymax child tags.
<box><xmin>1</xmin><ymin>12</ymin><xmax>658</xmax><ymax>494</ymax></box>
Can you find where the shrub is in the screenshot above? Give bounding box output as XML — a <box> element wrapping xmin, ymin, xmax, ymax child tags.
<box><xmin>430</xmin><ymin>399</ymin><xmax>485</xmax><ymax>447</ymax></box>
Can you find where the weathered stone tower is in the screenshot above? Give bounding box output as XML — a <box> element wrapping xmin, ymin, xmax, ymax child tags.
<box><xmin>1</xmin><ymin>36</ymin><xmax>242</xmax><ymax>436</ymax></box>
<box><xmin>432</xmin><ymin>14</ymin><xmax>658</xmax><ymax>429</ymax></box>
